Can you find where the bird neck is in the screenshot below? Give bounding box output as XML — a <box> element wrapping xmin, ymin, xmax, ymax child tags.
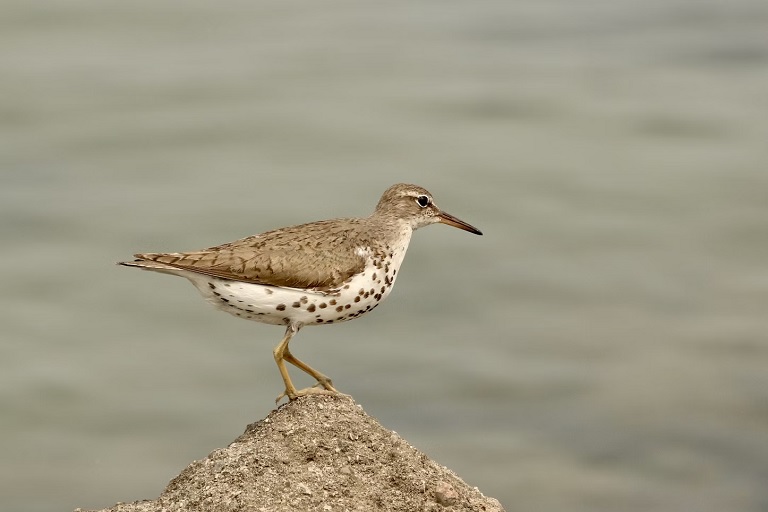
<box><xmin>364</xmin><ymin>212</ymin><xmax>414</xmax><ymax>251</ymax></box>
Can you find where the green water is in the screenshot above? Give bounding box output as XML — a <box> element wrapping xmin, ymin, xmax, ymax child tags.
<box><xmin>2</xmin><ymin>1</ymin><xmax>767</xmax><ymax>511</ymax></box>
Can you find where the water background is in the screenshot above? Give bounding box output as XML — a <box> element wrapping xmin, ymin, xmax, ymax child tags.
<box><xmin>1</xmin><ymin>1</ymin><xmax>767</xmax><ymax>511</ymax></box>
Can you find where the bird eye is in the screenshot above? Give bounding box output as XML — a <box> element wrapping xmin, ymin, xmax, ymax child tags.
<box><xmin>416</xmin><ymin>195</ymin><xmax>430</xmax><ymax>208</ymax></box>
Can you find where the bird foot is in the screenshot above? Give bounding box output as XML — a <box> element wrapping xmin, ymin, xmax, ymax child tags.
<box><xmin>275</xmin><ymin>381</ymin><xmax>348</xmax><ymax>404</ymax></box>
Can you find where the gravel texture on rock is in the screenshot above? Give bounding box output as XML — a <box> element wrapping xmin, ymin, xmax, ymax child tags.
<box><xmin>78</xmin><ymin>395</ymin><xmax>504</xmax><ymax>512</ymax></box>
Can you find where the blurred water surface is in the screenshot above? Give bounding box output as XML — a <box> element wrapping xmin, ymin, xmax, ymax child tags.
<box><xmin>1</xmin><ymin>1</ymin><xmax>768</xmax><ymax>511</ymax></box>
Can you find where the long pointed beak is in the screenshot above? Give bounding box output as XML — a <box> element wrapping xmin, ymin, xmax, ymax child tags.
<box><xmin>437</xmin><ymin>210</ymin><xmax>483</xmax><ymax>235</ymax></box>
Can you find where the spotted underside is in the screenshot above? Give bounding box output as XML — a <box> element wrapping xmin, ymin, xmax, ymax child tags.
<box><xmin>180</xmin><ymin>246</ymin><xmax>406</xmax><ymax>327</ymax></box>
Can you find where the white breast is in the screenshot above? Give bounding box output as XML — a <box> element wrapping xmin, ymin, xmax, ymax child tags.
<box><xmin>179</xmin><ymin>240</ymin><xmax>411</xmax><ymax>328</ymax></box>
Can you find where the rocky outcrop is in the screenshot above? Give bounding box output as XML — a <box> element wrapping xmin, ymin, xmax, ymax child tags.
<box><xmin>78</xmin><ymin>395</ymin><xmax>504</xmax><ymax>512</ymax></box>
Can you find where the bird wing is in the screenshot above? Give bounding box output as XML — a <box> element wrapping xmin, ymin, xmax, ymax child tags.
<box><xmin>130</xmin><ymin>220</ymin><xmax>368</xmax><ymax>291</ymax></box>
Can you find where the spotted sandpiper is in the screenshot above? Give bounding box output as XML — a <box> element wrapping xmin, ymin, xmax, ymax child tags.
<box><xmin>119</xmin><ymin>183</ymin><xmax>482</xmax><ymax>402</ymax></box>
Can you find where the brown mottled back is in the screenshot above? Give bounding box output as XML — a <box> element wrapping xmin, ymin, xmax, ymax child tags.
<box><xmin>123</xmin><ymin>182</ymin><xmax>481</xmax><ymax>292</ymax></box>
<box><xmin>132</xmin><ymin>218</ymin><xmax>374</xmax><ymax>290</ymax></box>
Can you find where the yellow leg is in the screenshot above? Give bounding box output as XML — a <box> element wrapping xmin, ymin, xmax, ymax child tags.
<box><xmin>273</xmin><ymin>322</ymin><xmax>343</xmax><ymax>403</ymax></box>
<box><xmin>273</xmin><ymin>323</ymin><xmax>301</xmax><ymax>401</ymax></box>
<box><xmin>283</xmin><ymin>347</ymin><xmax>339</xmax><ymax>393</ymax></box>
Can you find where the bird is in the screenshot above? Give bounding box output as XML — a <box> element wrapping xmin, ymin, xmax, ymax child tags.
<box><xmin>119</xmin><ymin>183</ymin><xmax>482</xmax><ymax>402</ymax></box>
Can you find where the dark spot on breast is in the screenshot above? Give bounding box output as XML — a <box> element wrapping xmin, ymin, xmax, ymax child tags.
<box><xmin>370</xmin><ymin>288</ymin><xmax>375</xmax><ymax>295</ymax></box>
<box><xmin>265</xmin><ymin>288</ymin><xmax>274</xmax><ymax>295</ymax></box>
<box><xmin>381</xmin><ymin>286</ymin><xmax>386</xmax><ymax>293</ymax></box>
<box><xmin>245</xmin><ymin>309</ymin><xmax>254</xmax><ymax>313</ymax></box>
<box><xmin>364</xmin><ymin>292</ymin><xmax>370</xmax><ymax>298</ymax></box>
<box><xmin>372</xmin><ymin>273</ymin><xmax>377</xmax><ymax>281</ymax></box>
<box><xmin>300</xmin><ymin>296</ymin><xmax>308</xmax><ymax>304</ymax></box>
<box><xmin>344</xmin><ymin>304</ymin><xmax>351</xmax><ymax>309</ymax></box>
<box><xmin>354</xmin><ymin>296</ymin><xmax>360</xmax><ymax>303</ymax></box>
<box><xmin>292</xmin><ymin>301</ymin><xmax>301</xmax><ymax>308</ymax></box>
<box><xmin>374</xmin><ymin>294</ymin><xmax>381</xmax><ymax>300</ymax></box>
<box><xmin>343</xmin><ymin>284</ymin><xmax>350</xmax><ymax>289</ymax></box>
<box><xmin>283</xmin><ymin>317</ymin><xmax>290</xmax><ymax>324</ymax></box>
<box><xmin>358</xmin><ymin>288</ymin><xmax>365</xmax><ymax>296</ymax></box>
<box><xmin>319</xmin><ymin>303</ymin><xmax>327</xmax><ymax>309</ymax></box>
<box><xmin>276</xmin><ymin>304</ymin><xmax>286</xmax><ymax>311</ymax></box>
<box><xmin>224</xmin><ymin>283</ymin><xmax>231</xmax><ymax>287</ymax></box>
<box><xmin>326</xmin><ymin>320</ymin><xmax>334</xmax><ymax>324</ymax></box>
<box><xmin>316</xmin><ymin>318</ymin><xmax>324</xmax><ymax>323</ymax></box>
<box><xmin>213</xmin><ymin>291</ymin><xmax>222</xmax><ymax>297</ymax></box>
<box><xmin>335</xmin><ymin>306</ymin><xmax>343</xmax><ymax>312</ymax></box>
<box><xmin>307</xmin><ymin>304</ymin><xmax>316</xmax><ymax>312</ymax></box>
<box><xmin>208</xmin><ymin>282</ymin><xmax>216</xmax><ymax>289</ymax></box>
<box><xmin>329</xmin><ymin>299</ymin><xmax>337</xmax><ymax>306</ymax></box>
<box><xmin>393</xmin><ymin>269</ymin><xmax>397</xmax><ymax>275</ymax></box>
<box><xmin>221</xmin><ymin>297</ymin><xmax>230</xmax><ymax>303</ymax></box>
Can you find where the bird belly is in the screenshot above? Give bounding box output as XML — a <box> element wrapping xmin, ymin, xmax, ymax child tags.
<box><xmin>183</xmin><ymin>255</ymin><xmax>403</xmax><ymax>327</ymax></box>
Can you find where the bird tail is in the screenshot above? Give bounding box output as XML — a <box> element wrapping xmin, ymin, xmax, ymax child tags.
<box><xmin>117</xmin><ymin>257</ymin><xmax>186</xmax><ymax>276</ymax></box>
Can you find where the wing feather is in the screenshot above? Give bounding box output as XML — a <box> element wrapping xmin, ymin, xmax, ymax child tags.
<box><xmin>130</xmin><ymin>219</ymin><xmax>369</xmax><ymax>290</ymax></box>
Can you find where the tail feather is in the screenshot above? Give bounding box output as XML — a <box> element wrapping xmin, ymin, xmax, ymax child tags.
<box><xmin>117</xmin><ymin>259</ymin><xmax>188</xmax><ymax>276</ymax></box>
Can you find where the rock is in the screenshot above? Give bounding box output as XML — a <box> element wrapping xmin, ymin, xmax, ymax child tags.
<box><xmin>76</xmin><ymin>395</ymin><xmax>504</xmax><ymax>512</ymax></box>
<box><xmin>435</xmin><ymin>480</ymin><xmax>459</xmax><ymax>507</ymax></box>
